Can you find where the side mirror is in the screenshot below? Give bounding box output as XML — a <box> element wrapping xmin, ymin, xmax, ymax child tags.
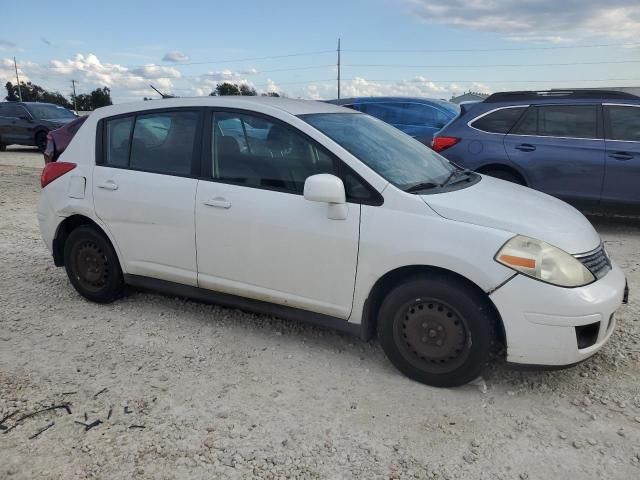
<box><xmin>303</xmin><ymin>174</ymin><xmax>348</xmax><ymax>220</ymax></box>
<box><xmin>19</xmin><ymin>115</ymin><xmax>32</xmax><ymax>122</ymax></box>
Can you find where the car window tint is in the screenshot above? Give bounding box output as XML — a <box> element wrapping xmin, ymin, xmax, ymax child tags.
<box><xmin>361</xmin><ymin>103</ymin><xmax>403</xmax><ymax>124</ymax></box>
<box><xmin>105</xmin><ymin>116</ymin><xmax>133</xmax><ymax>167</ymax></box>
<box><xmin>403</xmin><ymin>103</ymin><xmax>451</xmax><ymax>127</ymax></box>
<box><xmin>130</xmin><ymin>111</ymin><xmax>198</xmax><ymax>175</ymax></box>
<box><xmin>471</xmin><ymin>107</ymin><xmax>526</xmax><ymax>133</ymax></box>
<box><xmin>511</xmin><ymin>107</ymin><xmax>537</xmax><ymax>135</ymax></box>
<box><xmin>537</xmin><ymin>105</ymin><xmax>597</xmax><ymax>139</ymax></box>
<box><xmin>212</xmin><ymin>112</ymin><xmax>336</xmax><ymax>194</ymax></box>
<box><xmin>606</xmin><ymin>106</ymin><xmax>640</xmax><ymax>142</ymax></box>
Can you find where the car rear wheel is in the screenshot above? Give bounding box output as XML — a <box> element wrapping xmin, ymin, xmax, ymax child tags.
<box><xmin>0</xmin><ymin>143</ymin><xmax>6</xmax><ymax>152</ymax></box>
<box><xmin>482</xmin><ymin>169</ymin><xmax>525</xmax><ymax>186</ymax></box>
<box><xmin>35</xmin><ymin>131</ymin><xmax>48</xmax><ymax>153</ymax></box>
<box><xmin>377</xmin><ymin>274</ymin><xmax>496</xmax><ymax>388</ymax></box>
<box><xmin>63</xmin><ymin>225</ymin><xmax>124</xmax><ymax>303</ymax></box>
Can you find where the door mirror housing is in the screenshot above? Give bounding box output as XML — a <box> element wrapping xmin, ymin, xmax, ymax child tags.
<box><xmin>19</xmin><ymin>115</ymin><xmax>32</xmax><ymax>122</ymax></box>
<box><xmin>303</xmin><ymin>174</ymin><xmax>348</xmax><ymax>220</ymax></box>
<box><xmin>304</xmin><ymin>174</ymin><xmax>346</xmax><ymax>204</ymax></box>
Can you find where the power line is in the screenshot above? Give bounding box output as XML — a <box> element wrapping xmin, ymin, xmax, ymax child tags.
<box><xmin>341</xmin><ymin>77</ymin><xmax>640</xmax><ymax>84</ymax></box>
<box><xmin>344</xmin><ymin>60</ymin><xmax>640</xmax><ymax>69</ymax></box>
<box><xmin>344</xmin><ymin>41</ymin><xmax>640</xmax><ymax>53</ymax></box>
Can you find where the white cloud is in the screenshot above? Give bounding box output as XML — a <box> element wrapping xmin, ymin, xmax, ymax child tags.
<box><xmin>132</xmin><ymin>64</ymin><xmax>181</xmax><ymax>79</ymax></box>
<box><xmin>304</xmin><ymin>76</ymin><xmax>491</xmax><ymax>101</ymax></box>
<box><xmin>162</xmin><ymin>51</ymin><xmax>190</xmax><ymax>62</ymax></box>
<box><xmin>404</xmin><ymin>0</ymin><xmax>640</xmax><ymax>41</ymax></box>
<box><xmin>0</xmin><ymin>58</ymin><xmax>32</xmax><ymax>86</ymax></box>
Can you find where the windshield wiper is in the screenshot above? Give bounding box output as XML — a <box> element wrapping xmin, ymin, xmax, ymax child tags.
<box><xmin>404</xmin><ymin>181</ymin><xmax>440</xmax><ymax>193</ymax></box>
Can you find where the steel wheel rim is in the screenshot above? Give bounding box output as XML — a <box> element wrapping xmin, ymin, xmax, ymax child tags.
<box><xmin>71</xmin><ymin>241</ymin><xmax>109</xmax><ymax>292</ymax></box>
<box><xmin>393</xmin><ymin>298</ymin><xmax>472</xmax><ymax>374</ymax></box>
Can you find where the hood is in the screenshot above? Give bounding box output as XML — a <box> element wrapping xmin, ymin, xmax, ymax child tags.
<box><xmin>421</xmin><ymin>175</ymin><xmax>600</xmax><ymax>254</ymax></box>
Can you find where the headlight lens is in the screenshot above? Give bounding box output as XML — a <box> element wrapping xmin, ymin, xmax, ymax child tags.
<box><xmin>495</xmin><ymin>235</ymin><xmax>595</xmax><ymax>287</ymax></box>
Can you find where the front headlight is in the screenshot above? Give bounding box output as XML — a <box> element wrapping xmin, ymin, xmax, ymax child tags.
<box><xmin>495</xmin><ymin>235</ymin><xmax>595</xmax><ymax>287</ymax></box>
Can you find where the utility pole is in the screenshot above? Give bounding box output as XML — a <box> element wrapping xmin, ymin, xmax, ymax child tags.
<box><xmin>13</xmin><ymin>57</ymin><xmax>22</xmax><ymax>101</ymax></box>
<box><xmin>71</xmin><ymin>80</ymin><xmax>78</xmax><ymax>112</ymax></box>
<box><xmin>337</xmin><ymin>38</ymin><xmax>341</xmax><ymax>99</ymax></box>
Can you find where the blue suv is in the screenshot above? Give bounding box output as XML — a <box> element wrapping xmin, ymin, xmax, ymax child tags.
<box><xmin>433</xmin><ymin>90</ymin><xmax>640</xmax><ymax>214</ymax></box>
<box><xmin>327</xmin><ymin>97</ymin><xmax>459</xmax><ymax>146</ymax></box>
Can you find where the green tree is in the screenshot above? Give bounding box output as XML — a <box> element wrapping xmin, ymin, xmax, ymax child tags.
<box><xmin>210</xmin><ymin>82</ymin><xmax>258</xmax><ymax>96</ymax></box>
<box><xmin>72</xmin><ymin>87</ymin><xmax>113</xmax><ymax>111</ymax></box>
<box><xmin>261</xmin><ymin>92</ymin><xmax>280</xmax><ymax>97</ymax></box>
<box><xmin>5</xmin><ymin>81</ymin><xmax>73</xmax><ymax>108</ymax></box>
<box><xmin>239</xmin><ymin>84</ymin><xmax>257</xmax><ymax>96</ymax></box>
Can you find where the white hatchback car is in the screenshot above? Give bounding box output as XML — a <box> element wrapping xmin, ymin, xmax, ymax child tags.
<box><xmin>38</xmin><ymin>97</ymin><xmax>628</xmax><ymax>387</ymax></box>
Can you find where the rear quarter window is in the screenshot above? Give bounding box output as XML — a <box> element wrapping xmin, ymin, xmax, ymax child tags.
<box><xmin>470</xmin><ymin>107</ymin><xmax>527</xmax><ymax>133</ymax></box>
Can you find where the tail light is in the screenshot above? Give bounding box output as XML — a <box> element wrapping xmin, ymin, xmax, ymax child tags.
<box><xmin>432</xmin><ymin>136</ymin><xmax>460</xmax><ymax>153</ymax></box>
<box><xmin>41</xmin><ymin>162</ymin><xmax>76</xmax><ymax>188</ymax></box>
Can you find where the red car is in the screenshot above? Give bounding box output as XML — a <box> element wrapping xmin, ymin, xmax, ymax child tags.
<box><xmin>44</xmin><ymin>116</ymin><xmax>87</xmax><ymax>163</ymax></box>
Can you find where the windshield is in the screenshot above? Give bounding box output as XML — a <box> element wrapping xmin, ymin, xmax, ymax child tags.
<box><xmin>301</xmin><ymin>113</ymin><xmax>455</xmax><ymax>190</ymax></box>
<box><xmin>27</xmin><ymin>104</ymin><xmax>76</xmax><ymax>120</ymax></box>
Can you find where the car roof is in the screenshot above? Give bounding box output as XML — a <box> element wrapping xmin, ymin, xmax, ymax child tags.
<box><xmin>328</xmin><ymin>96</ymin><xmax>451</xmax><ymax>105</ymax></box>
<box><xmin>91</xmin><ymin>96</ymin><xmax>351</xmax><ymax>120</ymax></box>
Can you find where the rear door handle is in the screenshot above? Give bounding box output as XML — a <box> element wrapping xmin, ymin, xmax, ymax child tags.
<box><xmin>204</xmin><ymin>197</ymin><xmax>231</xmax><ymax>209</ymax></box>
<box><xmin>608</xmin><ymin>152</ymin><xmax>633</xmax><ymax>161</ymax></box>
<box><xmin>97</xmin><ymin>180</ymin><xmax>119</xmax><ymax>191</ymax></box>
<box><xmin>515</xmin><ymin>144</ymin><xmax>536</xmax><ymax>152</ymax></box>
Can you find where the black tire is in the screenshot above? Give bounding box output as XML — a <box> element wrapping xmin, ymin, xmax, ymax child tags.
<box><xmin>63</xmin><ymin>225</ymin><xmax>124</xmax><ymax>303</ymax></box>
<box><xmin>377</xmin><ymin>274</ymin><xmax>497</xmax><ymax>388</ymax></box>
<box><xmin>35</xmin><ymin>131</ymin><xmax>48</xmax><ymax>153</ymax></box>
<box><xmin>482</xmin><ymin>169</ymin><xmax>525</xmax><ymax>186</ymax></box>
<box><xmin>0</xmin><ymin>143</ymin><xmax>6</xmax><ymax>152</ymax></box>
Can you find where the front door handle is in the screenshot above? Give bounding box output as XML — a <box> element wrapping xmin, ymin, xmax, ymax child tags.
<box><xmin>515</xmin><ymin>144</ymin><xmax>536</xmax><ymax>152</ymax></box>
<box><xmin>97</xmin><ymin>180</ymin><xmax>119</xmax><ymax>191</ymax></box>
<box><xmin>608</xmin><ymin>152</ymin><xmax>633</xmax><ymax>161</ymax></box>
<box><xmin>204</xmin><ymin>197</ymin><xmax>231</xmax><ymax>209</ymax></box>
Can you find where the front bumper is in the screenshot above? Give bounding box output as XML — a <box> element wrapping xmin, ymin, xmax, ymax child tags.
<box><xmin>490</xmin><ymin>262</ymin><xmax>626</xmax><ymax>366</ymax></box>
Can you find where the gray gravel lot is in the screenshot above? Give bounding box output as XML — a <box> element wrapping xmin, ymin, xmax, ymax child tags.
<box><xmin>1</xmin><ymin>147</ymin><xmax>639</xmax><ymax>479</ymax></box>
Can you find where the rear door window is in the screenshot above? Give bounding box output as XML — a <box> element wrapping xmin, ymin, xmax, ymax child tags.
<box><xmin>471</xmin><ymin>107</ymin><xmax>527</xmax><ymax>133</ymax></box>
<box><xmin>105</xmin><ymin>116</ymin><xmax>134</xmax><ymax>167</ymax></box>
<box><xmin>103</xmin><ymin>110</ymin><xmax>199</xmax><ymax>175</ymax></box>
<box><xmin>537</xmin><ymin>105</ymin><xmax>598</xmax><ymax>139</ymax></box>
<box><xmin>130</xmin><ymin>111</ymin><xmax>198</xmax><ymax>175</ymax></box>
<box><xmin>605</xmin><ymin>105</ymin><xmax>640</xmax><ymax>142</ymax></box>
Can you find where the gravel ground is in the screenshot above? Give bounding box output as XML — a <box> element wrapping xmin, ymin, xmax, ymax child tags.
<box><xmin>1</xmin><ymin>147</ymin><xmax>639</xmax><ymax>479</ymax></box>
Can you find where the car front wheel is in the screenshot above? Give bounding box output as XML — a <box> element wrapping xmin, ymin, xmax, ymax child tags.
<box><xmin>377</xmin><ymin>274</ymin><xmax>497</xmax><ymax>388</ymax></box>
<box><xmin>63</xmin><ymin>225</ymin><xmax>124</xmax><ymax>303</ymax></box>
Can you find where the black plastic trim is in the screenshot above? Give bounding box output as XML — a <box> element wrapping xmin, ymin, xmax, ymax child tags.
<box><xmin>124</xmin><ymin>274</ymin><xmax>362</xmax><ymax>337</ymax></box>
<box><xmin>484</xmin><ymin>90</ymin><xmax>639</xmax><ymax>103</ymax></box>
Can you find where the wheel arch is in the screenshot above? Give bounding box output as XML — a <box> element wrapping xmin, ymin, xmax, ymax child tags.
<box><xmin>360</xmin><ymin>265</ymin><xmax>506</xmax><ymax>347</ymax></box>
<box><xmin>52</xmin><ymin>214</ymin><xmax>122</xmax><ymax>270</ymax></box>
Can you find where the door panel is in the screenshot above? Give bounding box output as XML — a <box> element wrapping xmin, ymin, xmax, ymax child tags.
<box><xmin>195</xmin><ymin>182</ymin><xmax>360</xmax><ymax>318</ymax></box>
<box><xmin>602</xmin><ymin>105</ymin><xmax>640</xmax><ymax>213</ymax></box>
<box><xmin>195</xmin><ymin>109</ymin><xmax>361</xmax><ymax>318</ymax></box>
<box><xmin>94</xmin><ymin>167</ymin><xmax>198</xmax><ymax>285</ymax></box>
<box><xmin>93</xmin><ymin>109</ymin><xmax>201</xmax><ymax>285</ymax></box>
<box><xmin>504</xmin><ymin>105</ymin><xmax>605</xmax><ymax>209</ymax></box>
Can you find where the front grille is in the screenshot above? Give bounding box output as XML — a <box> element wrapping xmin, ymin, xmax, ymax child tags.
<box><xmin>575</xmin><ymin>244</ymin><xmax>611</xmax><ymax>280</ymax></box>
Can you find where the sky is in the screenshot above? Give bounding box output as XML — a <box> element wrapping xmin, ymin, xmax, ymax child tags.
<box><xmin>1</xmin><ymin>0</ymin><xmax>640</xmax><ymax>103</ymax></box>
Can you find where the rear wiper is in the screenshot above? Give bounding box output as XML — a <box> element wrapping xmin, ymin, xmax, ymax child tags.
<box><xmin>404</xmin><ymin>181</ymin><xmax>440</xmax><ymax>193</ymax></box>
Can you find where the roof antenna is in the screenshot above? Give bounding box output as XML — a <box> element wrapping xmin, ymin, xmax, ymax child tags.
<box><xmin>149</xmin><ymin>84</ymin><xmax>175</xmax><ymax>99</ymax></box>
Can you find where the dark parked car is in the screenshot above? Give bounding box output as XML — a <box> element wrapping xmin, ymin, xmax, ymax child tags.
<box><xmin>0</xmin><ymin>102</ymin><xmax>77</xmax><ymax>152</ymax></box>
<box><xmin>432</xmin><ymin>90</ymin><xmax>640</xmax><ymax>214</ymax></box>
<box><xmin>326</xmin><ymin>97</ymin><xmax>459</xmax><ymax>145</ymax></box>
<box><xmin>44</xmin><ymin>116</ymin><xmax>87</xmax><ymax>163</ymax></box>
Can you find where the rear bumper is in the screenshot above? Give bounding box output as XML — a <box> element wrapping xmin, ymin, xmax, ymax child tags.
<box><xmin>490</xmin><ymin>262</ymin><xmax>626</xmax><ymax>366</ymax></box>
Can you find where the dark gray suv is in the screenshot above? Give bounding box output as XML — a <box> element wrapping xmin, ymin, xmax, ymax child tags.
<box><xmin>0</xmin><ymin>102</ymin><xmax>77</xmax><ymax>152</ymax></box>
